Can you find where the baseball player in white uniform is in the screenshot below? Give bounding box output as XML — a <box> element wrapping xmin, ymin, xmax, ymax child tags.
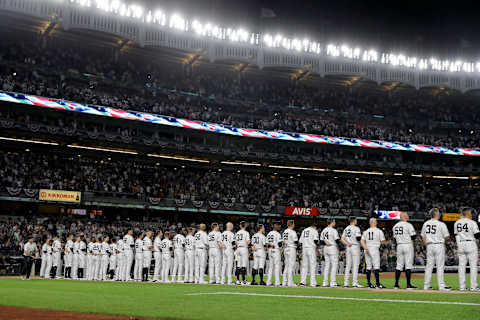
<box><xmin>393</xmin><ymin>212</ymin><xmax>417</xmax><ymax>289</ymax></box>
<box><xmin>251</xmin><ymin>224</ymin><xmax>267</xmax><ymax>286</ymax></box>
<box><xmin>64</xmin><ymin>235</ymin><xmax>74</xmax><ymax>279</ymax></box>
<box><xmin>161</xmin><ymin>231</ymin><xmax>173</xmax><ymax>283</ymax></box>
<box><xmin>123</xmin><ymin>230</ymin><xmax>135</xmax><ymax>281</ymax></box>
<box><xmin>134</xmin><ymin>233</ymin><xmax>144</xmax><ymax>281</ymax></box>
<box><xmin>300</xmin><ymin>223</ymin><xmax>319</xmax><ymax>287</ymax></box>
<box><xmin>220</xmin><ymin>223</ymin><xmax>235</xmax><ymax>285</ymax></box>
<box><xmin>152</xmin><ymin>230</ymin><xmax>163</xmax><ymax>282</ymax></box>
<box><xmin>282</xmin><ymin>220</ymin><xmax>298</xmax><ymax>287</ymax></box>
<box><xmin>116</xmin><ymin>238</ymin><xmax>125</xmax><ymax>281</ymax></box>
<box><xmin>266</xmin><ymin>222</ymin><xmax>282</xmax><ymax>286</ymax></box>
<box><xmin>52</xmin><ymin>236</ymin><xmax>62</xmax><ymax>279</ymax></box>
<box><xmin>235</xmin><ymin>221</ymin><xmax>251</xmax><ymax>285</ymax></box>
<box><xmin>454</xmin><ymin>207</ymin><xmax>480</xmax><ymax>291</ymax></box>
<box><xmin>172</xmin><ymin>230</ymin><xmax>186</xmax><ymax>282</ymax></box>
<box><xmin>320</xmin><ymin>219</ymin><xmax>340</xmax><ymax>287</ymax></box>
<box><xmin>86</xmin><ymin>238</ymin><xmax>94</xmax><ymax>280</ymax></box>
<box><xmin>341</xmin><ymin>216</ymin><xmax>362</xmax><ymax>288</ymax></box>
<box><xmin>72</xmin><ymin>237</ymin><xmax>80</xmax><ymax>279</ymax></box>
<box><xmin>108</xmin><ymin>238</ymin><xmax>117</xmax><ymax>280</ymax></box>
<box><xmin>142</xmin><ymin>231</ymin><xmax>153</xmax><ymax>282</ymax></box>
<box><xmin>208</xmin><ymin>223</ymin><xmax>223</xmax><ymax>284</ymax></box>
<box><xmin>184</xmin><ymin>228</ymin><xmax>196</xmax><ymax>283</ymax></box>
<box><xmin>40</xmin><ymin>239</ymin><xmax>49</xmax><ymax>278</ymax></box>
<box><xmin>100</xmin><ymin>236</ymin><xmax>110</xmax><ymax>281</ymax></box>
<box><xmin>361</xmin><ymin>218</ymin><xmax>386</xmax><ymax>288</ymax></box>
<box><xmin>421</xmin><ymin>208</ymin><xmax>451</xmax><ymax>290</ymax></box>
<box><xmin>194</xmin><ymin>224</ymin><xmax>208</xmax><ymax>284</ymax></box>
<box><xmin>44</xmin><ymin>239</ymin><xmax>53</xmax><ymax>278</ymax></box>
<box><xmin>78</xmin><ymin>236</ymin><xmax>86</xmax><ymax>279</ymax></box>
<box><xmin>89</xmin><ymin>238</ymin><xmax>101</xmax><ymax>281</ymax></box>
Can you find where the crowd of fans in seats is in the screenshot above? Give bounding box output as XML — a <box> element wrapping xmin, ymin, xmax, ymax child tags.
<box><xmin>0</xmin><ymin>150</ymin><xmax>478</xmax><ymax>213</ymax></box>
<box><xmin>1</xmin><ymin>41</ymin><xmax>480</xmax><ymax>149</ymax></box>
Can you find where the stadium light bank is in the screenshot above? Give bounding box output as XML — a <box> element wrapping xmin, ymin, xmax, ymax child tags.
<box><xmin>68</xmin><ymin>0</ymin><xmax>480</xmax><ymax>73</ymax></box>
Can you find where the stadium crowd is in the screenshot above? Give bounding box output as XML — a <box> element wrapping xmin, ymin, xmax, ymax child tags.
<box><xmin>0</xmin><ymin>150</ymin><xmax>478</xmax><ymax>212</ymax></box>
<box><xmin>1</xmin><ymin>41</ymin><xmax>480</xmax><ymax>149</ymax></box>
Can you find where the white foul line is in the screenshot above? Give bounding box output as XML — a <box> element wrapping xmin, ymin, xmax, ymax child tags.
<box><xmin>186</xmin><ymin>292</ymin><xmax>480</xmax><ymax>306</ymax></box>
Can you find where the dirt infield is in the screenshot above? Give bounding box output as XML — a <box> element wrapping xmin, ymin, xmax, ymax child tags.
<box><xmin>358</xmin><ymin>272</ymin><xmax>423</xmax><ymax>279</ymax></box>
<box><xmin>0</xmin><ymin>306</ymin><xmax>180</xmax><ymax>320</ymax></box>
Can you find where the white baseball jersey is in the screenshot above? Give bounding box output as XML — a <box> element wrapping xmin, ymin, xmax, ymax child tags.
<box><xmin>42</xmin><ymin>243</ymin><xmax>48</xmax><ymax>256</ymax></box>
<box><xmin>109</xmin><ymin>243</ymin><xmax>117</xmax><ymax>255</ymax></box>
<box><xmin>92</xmin><ymin>242</ymin><xmax>100</xmax><ymax>254</ymax></box>
<box><xmin>235</xmin><ymin>230</ymin><xmax>250</xmax><ymax>248</ymax></box>
<box><xmin>320</xmin><ymin>227</ymin><xmax>339</xmax><ymax>247</ymax></box>
<box><xmin>361</xmin><ymin>227</ymin><xmax>385</xmax><ymax>247</ymax></box>
<box><xmin>161</xmin><ymin>239</ymin><xmax>172</xmax><ymax>254</ymax></box>
<box><xmin>454</xmin><ymin>218</ymin><xmax>479</xmax><ymax>241</ymax></box>
<box><xmin>208</xmin><ymin>231</ymin><xmax>222</xmax><ymax>249</ymax></box>
<box><xmin>87</xmin><ymin>242</ymin><xmax>94</xmax><ymax>254</ymax></box>
<box><xmin>342</xmin><ymin>225</ymin><xmax>362</xmax><ymax>246</ymax></box>
<box><xmin>79</xmin><ymin>241</ymin><xmax>86</xmax><ymax>254</ymax></box>
<box><xmin>266</xmin><ymin>231</ymin><xmax>282</xmax><ymax>249</ymax></box>
<box><xmin>251</xmin><ymin>233</ymin><xmax>266</xmax><ymax>252</ymax></box>
<box><xmin>143</xmin><ymin>237</ymin><xmax>153</xmax><ymax>251</ymax></box>
<box><xmin>185</xmin><ymin>235</ymin><xmax>195</xmax><ymax>250</ymax></box>
<box><xmin>52</xmin><ymin>239</ymin><xmax>62</xmax><ymax>253</ymax></box>
<box><xmin>393</xmin><ymin>221</ymin><xmax>416</xmax><ymax>244</ymax></box>
<box><xmin>65</xmin><ymin>240</ymin><xmax>74</xmax><ymax>254</ymax></box>
<box><xmin>421</xmin><ymin>219</ymin><xmax>450</xmax><ymax>244</ymax></box>
<box><xmin>123</xmin><ymin>234</ymin><xmax>134</xmax><ymax>251</ymax></box>
<box><xmin>194</xmin><ymin>231</ymin><xmax>208</xmax><ymax>249</ymax></box>
<box><xmin>135</xmin><ymin>238</ymin><xmax>143</xmax><ymax>253</ymax></box>
<box><xmin>221</xmin><ymin>231</ymin><xmax>235</xmax><ymax>250</ymax></box>
<box><xmin>116</xmin><ymin>239</ymin><xmax>124</xmax><ymax>254</ymax></box>
<box><xmin>153</xmin><ymin>236</ymin><xmax>162</xmax><ymax>252</ymax></box>
<box><xmin>173</xmin><ymin>234</ymin><xmax>185</xmax><ymax>250</ymax></box>
<box><xmin>300</xmin><ymin>227</ymin><xmax>319</xmax><ymax>248</ymax></box>
<box><xmin>101</xmin><ymin>242</ymin><xmax>109</xmax><ymax>255</ymax></box>
<box><xmin>282</xmin><ymin>229</ymin><xmax>298</xmax><ymax>248</ymax></box>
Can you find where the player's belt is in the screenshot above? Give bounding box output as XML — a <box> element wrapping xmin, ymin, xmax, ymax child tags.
<box><xmin>427</xmin><ymin>242</ymin><xmax>443</xmax><ymax>245</ymax></box>
<box><xmin>460</xmin><ymin>240</ymin><xmax>473</xmax><ymax>242</ymax></box>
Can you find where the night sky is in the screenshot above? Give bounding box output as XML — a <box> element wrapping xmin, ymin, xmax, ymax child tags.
<box><xmin>141</xmin><ymin>0</ymin><xmax>479</xmax><ymax>58</ymax></box>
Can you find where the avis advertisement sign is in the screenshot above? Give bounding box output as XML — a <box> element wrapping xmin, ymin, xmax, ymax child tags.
<box><xmin>284</xmin><ymin>206</ymin><xmax>318</xmax><ymax>217</ymax></box>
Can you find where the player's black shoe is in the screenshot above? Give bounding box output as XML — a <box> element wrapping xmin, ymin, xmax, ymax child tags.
<box><xmin>250</xmin><ymin>281</ymin><xmax>258</xmax><ymax>286</ymax></box>
<box><xmin>376</xmin><ymin>284</ymin><xmax>387</xmax><ymax>289</ymax></box>
<box><xmin>299</xmin><ymin>283</ymin><xmax>306</xmax><ymax>287</ymax></box>
<box><xmin>260</xmin><ymin>281</ymin><xmax>266</xmax><ymax>286</ymax></box>
<box><xmin>406</xmin><ymin>285</ymin><xmax>417</xmax><ymax>290</ymax></box>
<box><xmin>367</xmin><ymin>283</ymin><xmax>375</xmax><ymax>289</ymax></box>
<box><xmin>393</xmin><ymin>285</ymin><xmax>400</xmax><ymax>290</ymax></box>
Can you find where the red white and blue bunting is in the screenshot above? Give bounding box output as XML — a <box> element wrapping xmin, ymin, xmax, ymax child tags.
<box><xmin>1</xmin><ymin>90</ymin><xmax>479</xmax><ymax>156</ymax></box>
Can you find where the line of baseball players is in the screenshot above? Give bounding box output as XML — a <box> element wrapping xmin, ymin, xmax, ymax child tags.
<box><xmin>37</xmin><ymin>208</ymin><xmax>479</xmax><ymax>291</ymax></box>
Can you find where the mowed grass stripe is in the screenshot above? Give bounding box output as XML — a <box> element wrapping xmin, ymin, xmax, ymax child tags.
<box><xmin>186</xmin><ymin>291</ymin><xmax>480</xmax><ymax>306</ymax></box>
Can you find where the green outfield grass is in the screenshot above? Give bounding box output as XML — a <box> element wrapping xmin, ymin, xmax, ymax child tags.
<box><xmin>0</xmin><ymin>275</ymin><xmax>479</xmax><ymax>320</ymax></box>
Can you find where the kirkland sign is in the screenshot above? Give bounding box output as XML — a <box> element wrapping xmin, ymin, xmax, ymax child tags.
<box><xmin>39</xmin><ymin>189</ymin><xmax>81</xmax><ymax>203</ymax></box>
<box><xmin>284</xmin><ymin>206</ymin><xmax>318</xmax><ymax>217</ymax></box>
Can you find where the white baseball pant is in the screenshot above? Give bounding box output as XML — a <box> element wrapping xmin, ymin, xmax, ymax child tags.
<box><xmin>236</xmin><ymin>247</ymin><xmax>249</xmax><ymax>268</ymax></box>
<box><xmin>72</xmin><ymin>254</ymin><xmax>79</xmax><ymax>279</ymax></box>
<box><xmin>221</xmin><ymin>249</ymin><xmax>234</xmax><ymax>284</ymax></box>
<box><xmin>424</xmin><ymin>243</ymin><xmax>446</xmax><ymax>289</ymax></box>
<box><xmin>300</xmin><ymin>247</ymin><xmax>317</xmax><ymax>287</ymax></box>
<box><xmin>194</xmin><ymin>248</ymin><xmax>207</xmax><ymax>284</ymax></box>
<box><xmin>134</xmin><ymin>253</ymin><xmax>143</xmax><ymax>281</ymax></box>
<box><xmin>40</xmin><ymin>256</ymin><xmax>47</xmax><ymax>278</ymax></box>
<box><xmin>153</xmin><ymin>252</ymin><xmax>161</xmax><ymax>281</ymax></box>
<box><xmin>458</xmin><ymin>241</ymin><xmax>478</xmax><ymax>290</ymax></box>
<box><xmin>267</xmin><ymin>249</ymin><xmax>281</xmax><ymax>286</ymax></box>
<box><xmin>282</xmin><ymin>247</ymin><xmax>297</xmax><ymax>286</ymax></box>
<box><xmin>323</xmin><ymin>247</ymin><xmax>338</xmax><ymax>286</ymax></box>
<box><xmin>161</xmin><ymin>254</ymin><xmax>172</xmax><ymax>282</ymax></box>
<box><xmin>365</xmin><ymin>246</ymin><xmax>380</xmax><ymax>270</ymax></box>
<box><xmin>344</xmin><ymin>245</ymin><xmax>361</xmax><ymax>286</ymax></box>
<box><xmin>396</xmin><ymin>243</ymin><xmax>414</xmax><ymax>271</ymax></box>
<box><xmin>44</xmin><ymin>255</ymin><xmax>53</xmax><ymax>278</ymax></box>
<box><xmin>172</xmin><ymin>249</ymin><xmax>185</xmax><ymax>282</ymax></box>
<box><xmin>100</xmin><ymin>255</ymin><xmax>109</xmax><ymax>280</ymax></box>
<box><xmin>124</xmin><ymin>250</ymin><xmax>134</xmax><ymax>281</ymax></box>
<box><xmin>208</xmin><ymin>248</ymin><xmax>222</xmax><ymax>284</ymax></box>
<box><xmin>184</xmin><ymin>250</ymin><xmax>195</xmax><ymax>283</ymax></box>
